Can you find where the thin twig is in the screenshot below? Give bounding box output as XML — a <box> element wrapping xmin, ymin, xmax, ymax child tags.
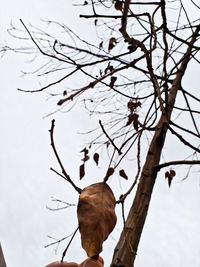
<box><xmin>121</xmin><ymin>200</ymin><xmax>126</xmax><ymax>226</ymax></box>
<box><xmin>168</xmin><ymin>126</ymin><xmax>200</xmax><ymax>154</ymax></box>
<box><xmin>155</xmin><ymin>160</ymin><xmax>200</xmax><ymax>171</ymax></box>
<box><xmin>49</xmin><ymin>119</ymin><xmax>82</xmax><ymax>193</ymax></box>
<box><xmin>169</xmin><ymin>121</ymin><xmax>200</xmax><ymax>138</ymax></box>
<box><xmin>116</xmin><ymin>132</ymin><xmax>142</xmax><ymax>203</ymax></box>
<box><xmin>45</xmin><ymin>234</ymin><xmax>73</xmax><ymax>249</ymax></box>
<box><xmin>99</xmin><ymin>120</ymin><xmax>122</xmax><ymax>155</ymax></box>
<box><xmin>61</xmin><ymin>227</ymin><xmax>79</xmax><ymax>262</ymax></box>
<box><xmin>182</xmin><ymin>89</ymin><xmax>200</xmax><ymax>135</ymax></box>
<box><xmin>46</xmin><ymin>196</ymin><xmax>76</xmax><ymax>211</ymax></box>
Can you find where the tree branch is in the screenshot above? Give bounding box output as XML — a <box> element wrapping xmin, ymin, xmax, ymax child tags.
<box><xmin>49</xmin><ymin>119</ymin><xmax>82</xmax><ymax>193</ymax></box>
<box><xmin>168</xmin><ymin>126</ymin><xmax>200</xmax><ymax>154</ymax></box>
<box><xmin>99</xmin><ymin>120</ymin><xmax>122</xmax><ymax>155</ymax></box>
<box><xmin>170</xmin><ymin>121</ymin><xmax>200</xmax><ymax>138</ymax></box>
<box><xmin>61</xmin><ymin>227</ymin><xmax>79</xmax><ymax>262</ymax></box>
<box><xmin>45</xmin><ymin>233</ymin><xmax>73</xmax><ymax>249</ymax></box>
<box><xmin>155</xmin><ymin>160</ymin><xmax>200</xmax><ymax>171</ymax></box>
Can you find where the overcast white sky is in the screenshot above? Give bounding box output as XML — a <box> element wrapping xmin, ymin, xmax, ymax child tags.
<box><xmin>1</xmin><ymin>1</ymin><xmax>200</xmax><ymax>267</ymax></box>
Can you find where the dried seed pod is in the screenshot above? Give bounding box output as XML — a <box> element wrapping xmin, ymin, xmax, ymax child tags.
<box><xmin>77</xmin><ymin>183</ymin><xmax>116</xmax><ymax>257</ymax></box>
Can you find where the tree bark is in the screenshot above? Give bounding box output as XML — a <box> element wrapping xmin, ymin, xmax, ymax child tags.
<box><xmin>0</xmin><ymin>243</ymin><xmax>7</xmax><ymax>267</ymax></box>
<box><xmin>111</xmin><ymin>114</ymin><xmax>168</xmax><ymax>267</ymax></box>
<box><xmin>111</xmin><ymin>25</ymin><xmax>200</xmax><ymax>267</ymax></box>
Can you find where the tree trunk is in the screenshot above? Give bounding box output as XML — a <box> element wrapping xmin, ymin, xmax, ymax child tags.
<box><xmin>0</xmin><ymin>244</ymin><xmax>7</xmax><ymax>267</ymax></box>
<box><xmin>111</xmin><ymin>113</ymin><xmax>168</xmax><ymax>267</ymax></box>
<box><xmin>111</xmin><ymin>26</ymin><xmax>200</xmax><ymax>267</ymax></box>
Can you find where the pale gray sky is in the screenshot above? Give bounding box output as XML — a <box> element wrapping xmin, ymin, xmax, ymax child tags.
<box><xmin>1</xmin><ymin>1</ymin><xmax>200</xmax><ymax>267</ymax></box>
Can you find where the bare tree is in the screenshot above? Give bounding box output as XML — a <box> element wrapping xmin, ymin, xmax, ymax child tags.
<box><xmin>3</xmin><ymin>0</ymin><xmax>200</xmax><ymax>266</ymax></box>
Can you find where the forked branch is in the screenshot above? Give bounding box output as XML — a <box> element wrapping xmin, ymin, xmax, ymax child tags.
<box><xmin>49</xmin><ymin>119</ymin><xmax>82</xmax><ymax>194</ymax></box>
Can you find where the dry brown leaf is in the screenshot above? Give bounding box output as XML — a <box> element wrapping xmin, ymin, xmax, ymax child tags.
<box><xmin>170</xmin><ymin>169</ymin><xmax>176</xmax><ymax>177</ymax></box>
<box><xmin>82</xmin><ymin>155</ymin><xmax>90</xmax><ymax>162</ymax></box>
<box><xmin>127</xmin><ymin>99</ymin><xmax>141</xmax><ymax>112</ymax></box>
<box><xmin>108</xmin><ymin>37</ymin><xmax>117</xmax><ymax>52</ymax></box>
<box><xmin>80</xmin><ymin>164</ymin><xmax>85</xmax><ymax>180</ymax></box>
<box><xmin>93</xmin><ymin>153</ymin><xmax>100</xmax><ymax>166</ymax></box>
<box><xmin>126</xmin><ymin>114</ymin><xmax>134</xmax><ymax>126</ymax></box>
<box><xmin>106</xmin><ymin>141</ymin><xmax>110</xmax><ymax>148</ymax></box>
<box><xmin>109</xmin><ymin>76</ymin><xmax>117</xmax><ymax>88</ymax></box>
<box><xmin>126</xmin><ymin>113</ymin><xmax>139</xmax><ymax>130</ymax></box>
<box><xmin>99</xmin><ymin>41</ymin><xmax>103</xmax><ymax>49</ymax></box>
<box><xmin>119</xmin><ymin>169</ymin><xmax>128</xmax><ymax>180</ymax></box>
<box><xmin>114</xmin><ymin>0</ymin><xmax>123</xmax><ymax>11</ymax></box>
<box><xmin>165</xmin><ymin>169</ymin><xmax>176</xmax><ymax>187</ymax></box>
<box><xmin>132</xmin><ymin>113</ymin><xmax>139</xmax><ymax>131</ymax></box>
<box><xmin>104</xmin><ymin>62</ymin><xmax>113</xmax><ymax>74</ymax></box>
<box><xmin>104</xmin><ymin>167</ymin><xmax>114</xmax><ymax>182</ymax></box>
<box><xmin>77</xmin><ymin>182</ymin><xmax>117</xmax><ymax>257</ymax></box>
<box><xmin>80</xmin><ymin>147</ymin><xmax>89</xmax><ymax>157</ymax></box>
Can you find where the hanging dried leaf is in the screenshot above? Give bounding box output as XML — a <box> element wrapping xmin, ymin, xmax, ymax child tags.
<box><xmin>126</xmin><ymin>113</ymin><xmax>139</xmax><ymax>130</ymax></box>
<box><xmin>114</xmin><ymin>0</ymin><xmax>123</xmax><ymax>11</ymax></box>
<box><xmin>80</xmin><ymin>164</ymin><xmax>85</xmax><ymax>180</ymax></box>
<box><xmin>119</xmin><ymin>169</ymin><xmax>128</xmax><ymax>180</ymax></box>
<box><xmin>109</xmin><ymin>76</ymin><xmax>117</xmax><ymax>88</ymax></box>
<box><xmin>80</xmin><ymin>147</ymin><xmax>89</xmax><ymax>157</ymax></box>
<box><xmin>126</xmin><ymin>114</ymin><xmax>134</xmax><ymax>126</ymax></box>
<box><xmin>132</xmin><ymin>113</ymin><xmax>139</xmax><ymax>131</ymax></box>
<box><xmin>106</xmin><ymin>141</ymin><xmax>110</xmax><ymax>148</ymax></box>
<box><xmin>104</xmin><ymin>62</ymin><xmax>114</xmax><ymax>74</ymax></box>
<box><xmin>94</xmin><ymin>19</ymin><xmax>98</xmax><ymax>26</ymax></box>
<box><xmin>165</xmin><ymin>171</ymin><xmax>169</xmax><ymax>178</ymax></box>
<box><xmin>77</xmin><ymin>183</ymin><xmax>117</xmax><ymax>257</ymax></box>
<box><xmin>104</xmin><ymin>167</ymin><xmax>114</xmax><ymax>182</ymax></box>
<box><xmin>93</xmin><ymin>153</ymin><xmax>100</xmax><ymax>166</ymax></box>
<box><xmin>108</xmin><ymin>37</ymin><xmax>117</xmax><ymax>52</ymax></box>
<box><xmin>99</xmin><ymin>41</ymin><xmax>103</xmax><ymax>49</ymax></box>
<box><xmin>165</xmin><ymin>169</ymin><xmax>176</xmax><ymax>187</ymax></box>
<box><xmin>127</xmin><ymin>99</ymin><xmax>141</xmax><ymax>112</ymax></box>
<box><xmin>170</xmin><ymin>169</ymin><xmax>176</xmax><ymax>177</ymax></box>
<box><xmin>63</xmin><ymin>90</ymin><xmax>67</xmax><ymax>96</ymax></box>
<box><xmin>82</xmin><ymin>155</ymin><xmax>90</xmax><ymax>162</ymax></box>
<box><xmin>127</xmin><ymin>99</ymin><xmax>134</xmax><ymax>112</ymax></box>
<box><xmin>137</xmin><ymin>101</ymin><xmax>142</xmax><ymax>108</ymax></box>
